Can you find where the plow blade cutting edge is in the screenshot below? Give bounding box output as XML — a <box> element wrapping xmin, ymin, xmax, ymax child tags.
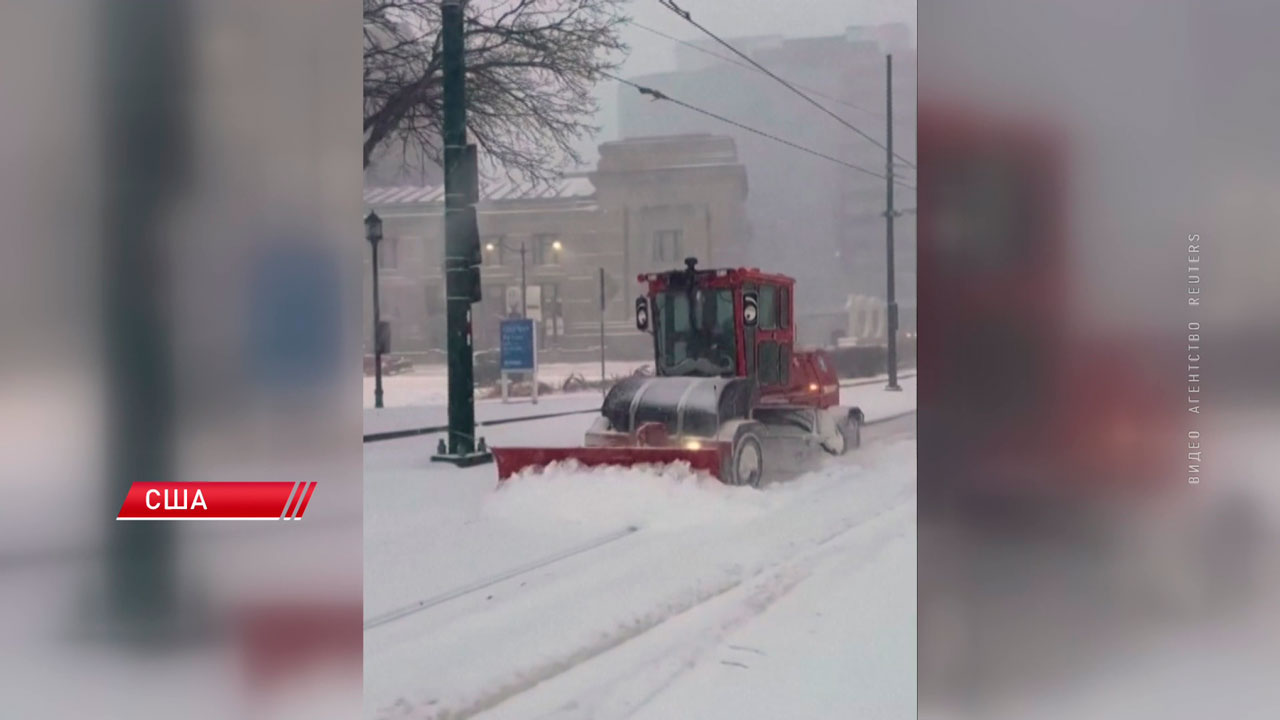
<box><xmin>492</xmin><ymin>446</ymin><xmax>725</xmax><ymax>482</ymax></box>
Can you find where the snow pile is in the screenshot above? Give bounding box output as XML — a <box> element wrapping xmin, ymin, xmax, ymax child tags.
<box><xmin>482</xmin><ymin>461</ymin><xmax>777</xmax><ymax>533</ymax></box>
<box><xmin>364</xmin><ymin>360</ymin><xmax>651</xmax><ymax>408</ymax></box>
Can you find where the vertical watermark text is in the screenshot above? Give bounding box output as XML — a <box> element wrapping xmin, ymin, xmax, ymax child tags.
<box><xmin>1187</xmin><ymin>234</ymin><xmax>1201</xmax><ymax>485</ymax></box>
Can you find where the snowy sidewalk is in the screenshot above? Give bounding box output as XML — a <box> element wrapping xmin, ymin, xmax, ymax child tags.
<box><xmin>364</xmin><ymin>373</ymin><xmax>917</xmax><ymax>438</ymax></box>
<box><xmin>363</xmin><ymin>361</ymin><xmax>651</xmax><ymax>409</ymax></box>
<box><xmin>363</xmin><ymin>391</ymin><xmax>603</xmax><ymax>437</ymax></box>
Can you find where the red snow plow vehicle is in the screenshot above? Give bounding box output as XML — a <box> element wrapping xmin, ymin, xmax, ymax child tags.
<box><xmin>493</xmin><ymin>258</ymin><xmax>864</xmax><ymax>486</ymax></box>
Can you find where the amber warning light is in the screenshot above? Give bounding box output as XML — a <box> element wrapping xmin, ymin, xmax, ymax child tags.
<box><xmin>116</xmin><ymin>481</ymin><xmax>317</xmax><ymax>520</ymax></box>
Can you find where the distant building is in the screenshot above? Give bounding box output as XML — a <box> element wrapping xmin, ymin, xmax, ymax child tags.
<box><xmin>619</xmin><ymin>24</ymin><xmax>916</xmax><ymax>324</ymax></box>
<box><xmin>363</xmin><ymin>134</ymin><xmax>749</xmax><ymax>359</ymax></box>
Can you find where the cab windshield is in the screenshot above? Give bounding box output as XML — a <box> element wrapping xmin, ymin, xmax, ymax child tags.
<box><xmin>654</xmin><ymin>289</ymin><xmax>737</xmax><ymax>376</ymax></box>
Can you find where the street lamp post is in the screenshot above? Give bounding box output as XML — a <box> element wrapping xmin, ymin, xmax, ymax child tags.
<box><xmin>884</xmin><ymin>53</ymin><xmax>902</xmax><ymax>392</ymax></box>
<box><xmin>366</xmin><ymin>211</ymin><xmax>385</xmax><ymax>409</ymax></box>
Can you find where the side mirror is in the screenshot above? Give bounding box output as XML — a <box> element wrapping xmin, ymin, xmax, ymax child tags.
<box><xmin>376</xmin><ymin>320</ymin><xmax>391</xmax><ymax>355</ymax></box>
<box><xmin>635</xmin><ymin>296</ymin><xmax>650</xmax><ymax>331</ymax></box>
<box><xmin>742</xmin><ymin>292</ymin><xmax>759</xmax><ymax>327</ymax></box>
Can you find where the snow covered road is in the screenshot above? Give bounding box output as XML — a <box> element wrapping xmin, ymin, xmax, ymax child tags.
<box><xmin>364</xmin><ymin>380</ymin><xmax>917</xmax><ymax>719</ymax></box>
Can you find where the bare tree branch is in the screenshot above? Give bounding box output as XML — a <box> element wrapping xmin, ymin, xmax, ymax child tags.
<box><xmin>364</xmin><ymin>0</ymin><xmax>627</xmax><ymax>186</ymax></box>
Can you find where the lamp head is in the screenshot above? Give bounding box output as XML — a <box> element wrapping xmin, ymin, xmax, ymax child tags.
<box><xmin>364</xmin><ymin>211</ymin><xmax>383</xmax><ymax>244</ymax></box>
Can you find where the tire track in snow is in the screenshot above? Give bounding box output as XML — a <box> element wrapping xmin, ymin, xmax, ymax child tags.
<box><xmin>364</xmin><ymin>525</ymin><xmax>641</xmax><ymax>630</ymax></box>
<box><xmin>373</xmin><ymin>455</ymin><xmax>915</xmax><ymax>720</ymax></box>
<box><xmin>507</xmin><ymin>502</ymin><xmax>915</xmax><ymax>720</ymax></box>
<box><xmin>372</xmin><ymin>418</ymin><xmax>912</xmax><ymax>638</ymax></box>
<box><xmin>616</xmin><ymin>512</ymin><xmax>913</xmax><ymax>718</ymax></box>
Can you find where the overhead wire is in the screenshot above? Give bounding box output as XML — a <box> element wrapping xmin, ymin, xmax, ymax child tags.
<box><xmin>656</xmin><ymin>0</ymin><xmax>916</xmax><ymax>171</ymax></box>
<box><xmin>627</xmin><ymin>20</ymin><xmax>892</xmax><ymax>121</ymax></box>
<box><xmin>605</xmin><ymin>71</ymin><xmax>916</xmax><ymax>190</ymax></box>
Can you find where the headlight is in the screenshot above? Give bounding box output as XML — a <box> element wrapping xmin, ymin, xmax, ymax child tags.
<box><xmin>683</xmin><ymin>439</ymin><xmax>703</xmax><ymax>450</ymax></box>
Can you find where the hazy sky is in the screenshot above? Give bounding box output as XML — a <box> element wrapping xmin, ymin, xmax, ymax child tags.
<box><xmin>617</xmin><ymin>0</ymin><xmax>917</xmax><ymax>76</ymax></box>
<box><xmin>583</xmin><ymin>0</ymin><xmax>917</xmax><ymax>159</ymax></box>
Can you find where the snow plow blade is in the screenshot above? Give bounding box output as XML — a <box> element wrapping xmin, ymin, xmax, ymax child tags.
<box><xmin>493</xmin><ymin>446</ymin><xmax>724</xmax><ymax>482</ymax></box>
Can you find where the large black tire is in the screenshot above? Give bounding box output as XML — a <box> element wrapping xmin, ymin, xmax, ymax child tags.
<box><xmin>839</xmin><ymin>410</ymin><xmax>862</xmax><ymax>454</ymax></box>
<box><xmin>726</xmin><ymin>423</ymin><xmax>765</xmax><ymax>488</ymax></box>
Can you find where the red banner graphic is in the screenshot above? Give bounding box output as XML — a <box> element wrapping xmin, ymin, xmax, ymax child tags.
<box><xmin>116</xmin><ymin>481</ymin><xmax>317</xmax><ymax>520</ymax></box>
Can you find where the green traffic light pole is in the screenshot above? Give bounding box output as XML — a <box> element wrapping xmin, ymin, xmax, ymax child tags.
<box><xmin>102</xmin><ymin>0</ymin><xmax>183</xmax><ymax>643</ymax></box>
<box><xmin>432</xmin><ymin>0</ymin><xmax>491</xmax><ymax>466</ymax></box>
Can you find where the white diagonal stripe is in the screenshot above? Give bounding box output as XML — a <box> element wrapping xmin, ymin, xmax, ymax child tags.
<box><xmin>280</xmin><ymin>479</ymin><xmax>302</xmax><ymax>520</ymax></box>
<box><xmin>290</xmin><ymin>482</ymin><xmax>313</xmax><ymax>520</ymax></box>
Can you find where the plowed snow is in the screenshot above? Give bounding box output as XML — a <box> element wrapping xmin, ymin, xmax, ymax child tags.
<box><xmin>484</xmin><ymin>461</ymin><xmax>777</xmax><ymax>533</ymax></box>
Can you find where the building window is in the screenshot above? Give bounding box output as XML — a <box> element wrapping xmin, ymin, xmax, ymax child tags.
<box><xmin>378</xmin><ymin>237</ymin><xmax>399</xmax><ymax>270</ymax></box>
<box><xmin>425</xmin><ymin>284</ymin><xmax>445</xmax><ymax>348</ymax></box>
<box><xmin>652</xmin><ymin>229</ymin><xmax>683</xmax><ymax>264</ymax></box>
<box><xmin>503</xmin><ymin>285</ymin><xmax>524</xmax><ymax>318</ymax></box>
<box><xmin>532</xmin><ymin>234</ymin><xmax>559</xmax><ymax>266</ymax></box>
<box><xmin>541</xmin><ymin>283</ymin><xmax>564</xmax><ymax>343</ymax></box>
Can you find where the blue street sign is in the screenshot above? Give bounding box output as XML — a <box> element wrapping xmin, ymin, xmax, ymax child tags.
<box><xmin>499</xmin><ymin>318</ymin><xmax>536</xmax><ymax>371</ymax></box>
<box><xmin>248</xmin><ymin>244</ymin><xmax>341</xmax><ymax>389</ymax></box>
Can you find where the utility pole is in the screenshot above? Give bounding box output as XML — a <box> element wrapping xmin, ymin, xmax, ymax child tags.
<box><xmin>599</xmin><ymin>268</ymin><xmax>607</xmax><ymax>395</ymax></box>
<box><xmin>432</xmin><ymin>0</ymin><xmax>491</xmax><ymax>465</ymax></box>
<box><xmin>884</xmin><ymin>53</ymin><xmax>902</xmax><ymax>392</ymax></box>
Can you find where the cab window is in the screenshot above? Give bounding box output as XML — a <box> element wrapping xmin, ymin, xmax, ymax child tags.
<box><xmin>653</xmin><ymin>289</ymin><xmax>737</xmax><ymax>377</ymax></box>
<box><xmin>758</xmin><ymin>285</ymin><xmax>777</xmax><ymax>329</ymax></box>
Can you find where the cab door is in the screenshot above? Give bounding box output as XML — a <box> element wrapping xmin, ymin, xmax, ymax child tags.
<box><xmin>752</xmin><ymin>283</ymin><xmax>792</xmax><ymax>391</ymax></box>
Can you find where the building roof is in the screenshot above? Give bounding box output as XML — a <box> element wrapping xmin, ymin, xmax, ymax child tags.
<box><xmin>596</xmin><ymin>134</ymin><xmax>741</xmax><ymax>173</ymax></box>
<box><xmin>364</xmin><ymin>175</ymin><xmax>595</xmax><ymax>207</ymax></box>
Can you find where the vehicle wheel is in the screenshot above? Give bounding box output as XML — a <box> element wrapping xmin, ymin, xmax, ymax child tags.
<box><xmin>839</xmin><ymin>412</ymin><xmax>862</xmax><ymax>454</ymax></box>
<box><xmin>727</xmin><ymin>424</ymin><xmax>765</xmax><ymax>488</ymax></box>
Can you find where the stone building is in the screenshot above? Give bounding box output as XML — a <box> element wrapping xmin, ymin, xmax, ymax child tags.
<box><xmin>362</xmin><ymin>134</ymin><xmax>748</xmax><ymax>360</ymax></box>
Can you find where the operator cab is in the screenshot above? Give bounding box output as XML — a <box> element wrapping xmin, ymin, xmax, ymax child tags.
<box><xmin>635</xmin><ymin>258</ymin><xmax>795</xmax><ymax>387</ymax></box>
